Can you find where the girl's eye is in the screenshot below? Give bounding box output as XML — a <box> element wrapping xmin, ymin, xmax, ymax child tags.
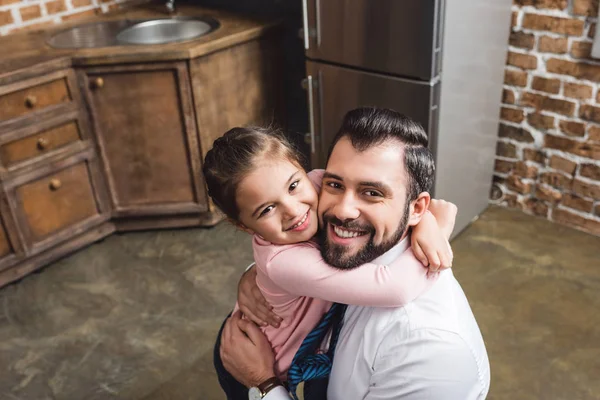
<box><xmin>259</xmin><ymin>205</ymin><xmax>274</xmax><ymax>217</ymax></box>
<box><xmin>289</xmin><ymin>180</ymin><xmax>300</xmax><ymax>192</ymax></box>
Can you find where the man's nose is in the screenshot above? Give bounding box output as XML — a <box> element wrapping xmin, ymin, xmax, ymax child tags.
<box><xmin>331</xmin><ymin>192</ymin><xmax>360</xmax><ymax>221</ymax></box>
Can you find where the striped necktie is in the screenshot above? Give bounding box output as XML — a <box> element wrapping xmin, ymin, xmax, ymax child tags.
<box><xmin>287</xmin><ymin>303</ymin><xmax>347</xmax><ymax>400</ymax></box>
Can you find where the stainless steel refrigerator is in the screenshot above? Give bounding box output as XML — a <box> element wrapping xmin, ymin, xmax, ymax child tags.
<box><xmin>301</xmin><ymin>0</ymin><xmax>512</xmax><ymax>236</ymax></box>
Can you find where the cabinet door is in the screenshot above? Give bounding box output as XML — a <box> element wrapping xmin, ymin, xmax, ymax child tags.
<box><xmin>80</xmin><ymin>63</ymin><xmax>207</xmax><ymax>217</ymax></box>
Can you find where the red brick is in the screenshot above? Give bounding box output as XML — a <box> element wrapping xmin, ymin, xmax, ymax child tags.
<box><xmin>589</xmin><ymin>23</ymin><xmax>597</xmax><ymax>39</ymax></box>
<box><xmin>549</xmin><ymin>155</ymin><xmax>577</xmax><ymax>175</ymax></box>
<box><xmin>495</xmin><ymin>159</ymin><xmax>515</xmax><ymax>174</ymax></box>
<box><xmin>501</xmin><ymin>107</ymin><xmax>525</xmax><ymax>123</ymax></box>
<box><xmin>505</xmin><ymin>69</ymin><xmax>528</xmax><ymax>87</ymax></box>
<box><xmin>72</xmin><ymin>0</ymin><xmax>92</xmax><ymax>7</ymax></box>
<box><xmin>19</xmin><ymin>5</ymin><xmax>42</xmax><ymax>21</ymax></box>
<box><xmin>496</xmin><ymin>141</ymin><xmax>518</xmax><ymax>158</ymax></box>
<box><xmin>570</xmin><ymin>41</ymin><xmax>592</xmax><ymax>59</ymax></box>
<box><xmin>523</xmin><ymin>198</ymin><xmax>549</xmax><ymax>217</ymax></box>
<box><xmin>558</xmin><ymin>120</ymin><xmax>586</xmax><ymax>137</ymax></box>
<box><xmin>506</xmin><ymin>174</ymin><xmax>533</xmax><ymax>194</ymax></box>
<box><xmin>572</xmin><ymin>179</ymin><xmax>600</xmax><ymax>199</ymax></box>
<box><xmin>562</xmin><ymin>194</ymin><xmax>594</xmax><ymax>212</ymax></box>
<box><xmin>521</xmin><ymin>92</ymin><xmax>575</xmax><ymax>116</ymax></box>
<box><xmin>573</xmin><ymin>0</ymin><xmax>599</xmax><ymax>16</ymax></box>
<box><xmin>590</xmin><ymin>125</ymin><xmax>600</xmax><ymax>142</ymax></box>
<box><xmin>545</xmin><ymin>134</ymin><xmax>600</xmax><ymax>159</ymax></box>
<box><xmin>522</xmin><ymin>14</ymin><xmax>585</xmax><ymax>36</ymax></box>
<box><xmin>507</xmin><ymin>51</ymin><xmax>538</xmax><ymax>70</ymax></box>
<box><xmin>527</xmin><ymin>112</ymin><xmax>555</xmax><ymax>130</ymax></box>
<box><xmin>546</xmin><ymin>58</ymin><xmax>600</xmax><ymax>83</ymax></box>
<box><xmin>45</xmin><ymin>0</ymin><xmax>66</xmax><ymax>14</ymax></box>
<box><xmin>499</xmin><ymin>123</ymin><xmax>535</xmax><ymax>143</ymax></box>
<box><xmin>523</xmin><ymin>148</ymin><xmax>546</xmax><ymax>164</ymax></box>
<box><xmin>514</xmin><ymin>0</ymin><xmax>567</xmax><ymax>9</ymax></box>
<box><xmin>538</xmin><ymin>36</ymin><xmax>568</xmax><ymax>53</ymax></box>
<box><xmin>503</xmin><ymin>89</ymin><xmax>516</xmax><ymax>105</ymax></box>
<box><xmin>514</xmin><ymin>161</ymin><xmax>539</xmax><ymax>178</ymax></box>
<box><xmin>512</xmin><ymin>12</ymin><xmax>518</xmax><ymax>28</ymax></box>
<box><xmin>535</xmin><ymin>185</ymin><xmax>563</xmax><ymax>203</ymax></box>
<box><xmin>552</xmin><ymin>208</ymin><xmax>600</xmax><ymax>235</ymax></box>
<box><xmin>7</xmin><ymin>20</ymin><xmax>55</xmax><ymax>34</ymax></box>
<box><xmin>563</xmin><ymin>82</ymin><xmax>592</xmax><ymax>100</ymax></box>
<box><xmin>580</xmin><ymin>163</ymin><xmax>600</xmax><ymax>180</ymax></box>
<box><xmin>61</xmin><ymin>9</ymin><xmax>98</xmax><ymax>21</ymax></box>
<box><xmin>510</xmin><ymin>31</ymin><xmax>535</xmax><ymax>49</ymax></box>
<box><xmin>0</xmin><ymin>10</ymin><xmax>14</xmax><ymax>26</ymax></box>
<box><xmin>595</xmin><ymin>204</ymin><xmax>600</xmax><ymax>217</ymax></box>
<box><xmin>580</xmin><ymin>104</ymin><xmax>600</xmax><ymax>123</ymax></box>
<box><xmin>540</xmin><ymin>171</ymin><xmax>572</xmax><ymax>189</ymax></box>
<box><xmin>532</xmin><ymin>76</ymin><xmax>561</xmax><ymax>94</ymax></box>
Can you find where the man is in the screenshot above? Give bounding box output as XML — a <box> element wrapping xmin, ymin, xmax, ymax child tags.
<box><xmin>220</xmin><ymin>107</ymin><xmax>490</xmax><ymax>399</ymax></box>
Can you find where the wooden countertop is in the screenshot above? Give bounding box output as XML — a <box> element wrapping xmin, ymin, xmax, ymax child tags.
<box><xmin>0</xmin><ymin>2</ymin><xmax>278</xmax><ymax>79</ymax></box>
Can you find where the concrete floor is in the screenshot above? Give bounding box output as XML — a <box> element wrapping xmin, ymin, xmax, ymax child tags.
<box><xmin>0</xmin><ymin>206</ymin><xmax>598</xmax><ymax>399</ymax></box>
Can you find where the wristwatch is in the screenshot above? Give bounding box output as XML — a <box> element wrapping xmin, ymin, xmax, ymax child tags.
<box><xmin>248</xmin><ymin>377</ymin><xmax>283</xmax><ymax>400</ymax></box>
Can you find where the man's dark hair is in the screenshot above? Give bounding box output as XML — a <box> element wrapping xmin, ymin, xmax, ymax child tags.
<box><xmin>327</xmin><ymin>107</ymin><xmax>435</xmax><ymax>202</ymax></box>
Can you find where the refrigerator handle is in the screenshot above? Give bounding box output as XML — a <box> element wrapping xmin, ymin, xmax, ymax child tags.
<box><xmin>301</xmin><ymin>76</ymin><xmax>317</xmax><ymax>154</ymax></box>
<box><xmin>301</xmin><ymin>0</ymin><xmax>310</xmax><ymax>50</ymax></box>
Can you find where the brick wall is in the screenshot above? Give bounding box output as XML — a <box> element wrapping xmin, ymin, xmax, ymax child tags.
<box><xmin>0</xmin><ymin>0</ymin><xmax>139</xmax><ymax>35</ymax></box>
<box><xmin>494</xmin><ymin>0</ymin><xmax>600</xmax><ymax>236</ymax></box>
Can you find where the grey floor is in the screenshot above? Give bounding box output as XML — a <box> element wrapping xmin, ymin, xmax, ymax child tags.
<box><xmin>0</xmin><ymin>206</ymin><xmax>598</xmax><ymax>399</ymax></box>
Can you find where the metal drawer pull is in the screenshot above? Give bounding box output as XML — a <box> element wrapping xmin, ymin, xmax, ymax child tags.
<box><xmin>49</xmin><ymin>179</ymin><xmax>62</xmax><ymax>191</ymax></box>
<box><xmin>37</xmin><ymin>138</ymin><xmax>49</xmax><ymax>150</ymax></box>
<box><xmin>92</xmin><ymin>77</ymin><xmax>104</xmax><ymax>89</ymax></box>
<box><xmin>24</xmin><ymin>95</ymin><xmax>37</xmax><ymax>108</ymax></box>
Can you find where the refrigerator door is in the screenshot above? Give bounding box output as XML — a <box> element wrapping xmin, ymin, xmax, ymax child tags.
<box><xmin>305</xmin><ymin>60</ymin><xmax>440</xmax><ymax>170</ymax></box>
<box><xmin>303</xmin><ymin>0</ymin><xmax>443</xmax><ymax>80</ymax></box>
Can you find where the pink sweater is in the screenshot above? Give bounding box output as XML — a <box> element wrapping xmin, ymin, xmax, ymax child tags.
<box><xmin>241</xmin><ymin>170</ymin><xmax>437</xmax><ymax>380</ymax></box>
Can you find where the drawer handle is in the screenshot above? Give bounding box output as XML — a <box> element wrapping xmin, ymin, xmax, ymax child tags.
<box><xmin>25</xmin><ymin>95</ymin><xmax>37</xmax><ymax>108</ymax></box>
<box><xmin>92</xmin><ymin>77</ymin><xmax>104</xmax><ymax>89</ymax></box>
<box><xmin>37</xmin><ymin>138</ymin><xmax>49</xmax><ymax>150</ymax></box>
<box><xmin>49</xmin><ymin>179</ymin><xmax>62</xmax><ymax>191</ymax></box>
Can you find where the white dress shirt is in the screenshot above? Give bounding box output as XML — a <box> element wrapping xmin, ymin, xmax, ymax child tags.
<box><xmin>265</xmin><ymin>237</ymin><xmax>490</xmax><ymax>400</ymax></box>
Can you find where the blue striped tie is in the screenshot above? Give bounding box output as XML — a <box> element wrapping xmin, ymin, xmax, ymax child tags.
<box><xmin>287</xmin><ymin>303</ymin><xmax>347</xmax><ymax>400</ymax></box>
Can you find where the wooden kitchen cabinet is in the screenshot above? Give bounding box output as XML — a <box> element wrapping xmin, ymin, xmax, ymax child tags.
<box><xmin>78</xmin><ymin>63</ymin><xmax>209</xmax><ymax>229</ymax></box>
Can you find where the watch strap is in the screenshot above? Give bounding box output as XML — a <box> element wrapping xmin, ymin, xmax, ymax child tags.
<box><xmin>258</xmin><ymin>377</ymin><xmax>283</xmax><ymax>397</ymax></box>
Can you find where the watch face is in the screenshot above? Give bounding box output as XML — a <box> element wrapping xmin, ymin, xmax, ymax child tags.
<box><xmin>248</xmin><ymin>387</ymin><xmax>262</xmax><ymax>400</ymax></box>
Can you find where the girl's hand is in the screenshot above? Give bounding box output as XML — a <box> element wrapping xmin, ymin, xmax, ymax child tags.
<box><xmin>411</xmin><ymin>199</ymin><xmax>457</xmax><ymax>271</ymax></box>
<box><xmin>238</xmin><ymin>266</ymin><xmax>282</xmax><ymax>328</ymax></box>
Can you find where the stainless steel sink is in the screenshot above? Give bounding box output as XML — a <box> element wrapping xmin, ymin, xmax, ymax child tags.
<box><xmin>117</xmin><ymin>17</ymin><xmax>217</xmax><ymax>45</ymax></box>
<box><xmin>46</xmin><ymin>17</ymin><xmax>219</xmax><ymax>48</ymax></box>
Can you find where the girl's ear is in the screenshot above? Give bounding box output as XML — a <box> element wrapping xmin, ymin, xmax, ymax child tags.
<box><xmin>228</xmin><ymin>218</ymin><xmax>254</xmax><ymax>235</ymax></box>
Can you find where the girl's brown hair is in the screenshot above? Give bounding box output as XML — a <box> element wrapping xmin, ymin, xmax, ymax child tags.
<box><xmin>202</xmin><ymin>126</ymin><xmax>304</xmax><ymax>221</ymax></box>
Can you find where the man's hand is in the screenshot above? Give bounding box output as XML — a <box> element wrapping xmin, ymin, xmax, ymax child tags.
<box><xmin>238</xmin><ymin>266</ymin><xmax>282</xmax><ymax>328</ymax></box>
<box><xmin>220</xmin><ymin>311</ymin><xmax>277</xmax><ymax>388</ymax></box>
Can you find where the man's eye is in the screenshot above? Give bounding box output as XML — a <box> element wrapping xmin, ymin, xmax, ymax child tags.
<box><xmin>364</xmin><ymin>190</ymin><xmax>383</xmax><ymax>197</ymax></box>
<box><xmin>327</xmin><ymin>182</ymin><xmax>342</xmax><ymax>189</ymax></box>
<box><xmin>289</xmin><ymin>180</ymin><xmax>299</xmax><ymax>192</ymax></box>
<box><xmin>259</xmin><ymin>205</ymin><xmax>274</xmax><ymax>217</ymax></box>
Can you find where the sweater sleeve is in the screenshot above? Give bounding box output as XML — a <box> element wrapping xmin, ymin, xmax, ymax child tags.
<box><xmin>307</xmin><ymin>169</ymin><xmax>324</xmax><ymax>193</ymax></box>
<box><xmin>265</xmin><ymin>242</ymin><xmax>435</xmax><ymax>307</ymax></box>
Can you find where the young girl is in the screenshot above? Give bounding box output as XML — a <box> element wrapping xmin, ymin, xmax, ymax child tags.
<box><xmin>204</xmin><ymin>127</ymin><xmax>455</xmax><ymax>399</ymax></box>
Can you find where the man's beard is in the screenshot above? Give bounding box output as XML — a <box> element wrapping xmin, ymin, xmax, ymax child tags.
<box><xmin>319</xmin><ymin>201</ymin><xmax>410</xmax><ymax>270</ymax></box>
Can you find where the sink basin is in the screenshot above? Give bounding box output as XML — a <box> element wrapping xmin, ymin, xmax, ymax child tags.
<box><xmin>116</xmin><ymin>17</ymin><xmax>218</xmax><ymax>45</ymax></box>
<box><xmin>46</xmin><ymin>17</ymin><xmax>219</xmax><ymax>48</ymax></box>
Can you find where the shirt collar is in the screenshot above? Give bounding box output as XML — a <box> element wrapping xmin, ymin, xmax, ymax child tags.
<box><xmin>371</xmin><ymin>235</ymin><xmax>410</xmax><ymax>266</ymax></box>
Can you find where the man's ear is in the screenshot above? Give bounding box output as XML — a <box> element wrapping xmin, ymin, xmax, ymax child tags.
<box><xmin>407</xmin><ymin>192</ymin><xmax>431</xmax><ymax>227</ymax></box>
<box><xmin>228</xmin><ymin>218</ymin><xmax>255</xmax><ymax>235</ymax></box>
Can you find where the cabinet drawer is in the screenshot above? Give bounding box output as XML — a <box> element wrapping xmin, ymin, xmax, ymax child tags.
<box><xmin>0</xmin><ymin>120</ymin><xmax>81</xmax><ymax>167</ymax></box>
<box><xmin>0</xmin><ymin>78</ymin><xmax>71</xmax><ymax>123</ymax></box>
<box><xmin>16</xmin><ymin>162</ymin><xmax>99</xmax><ymax>242</ymax></box>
